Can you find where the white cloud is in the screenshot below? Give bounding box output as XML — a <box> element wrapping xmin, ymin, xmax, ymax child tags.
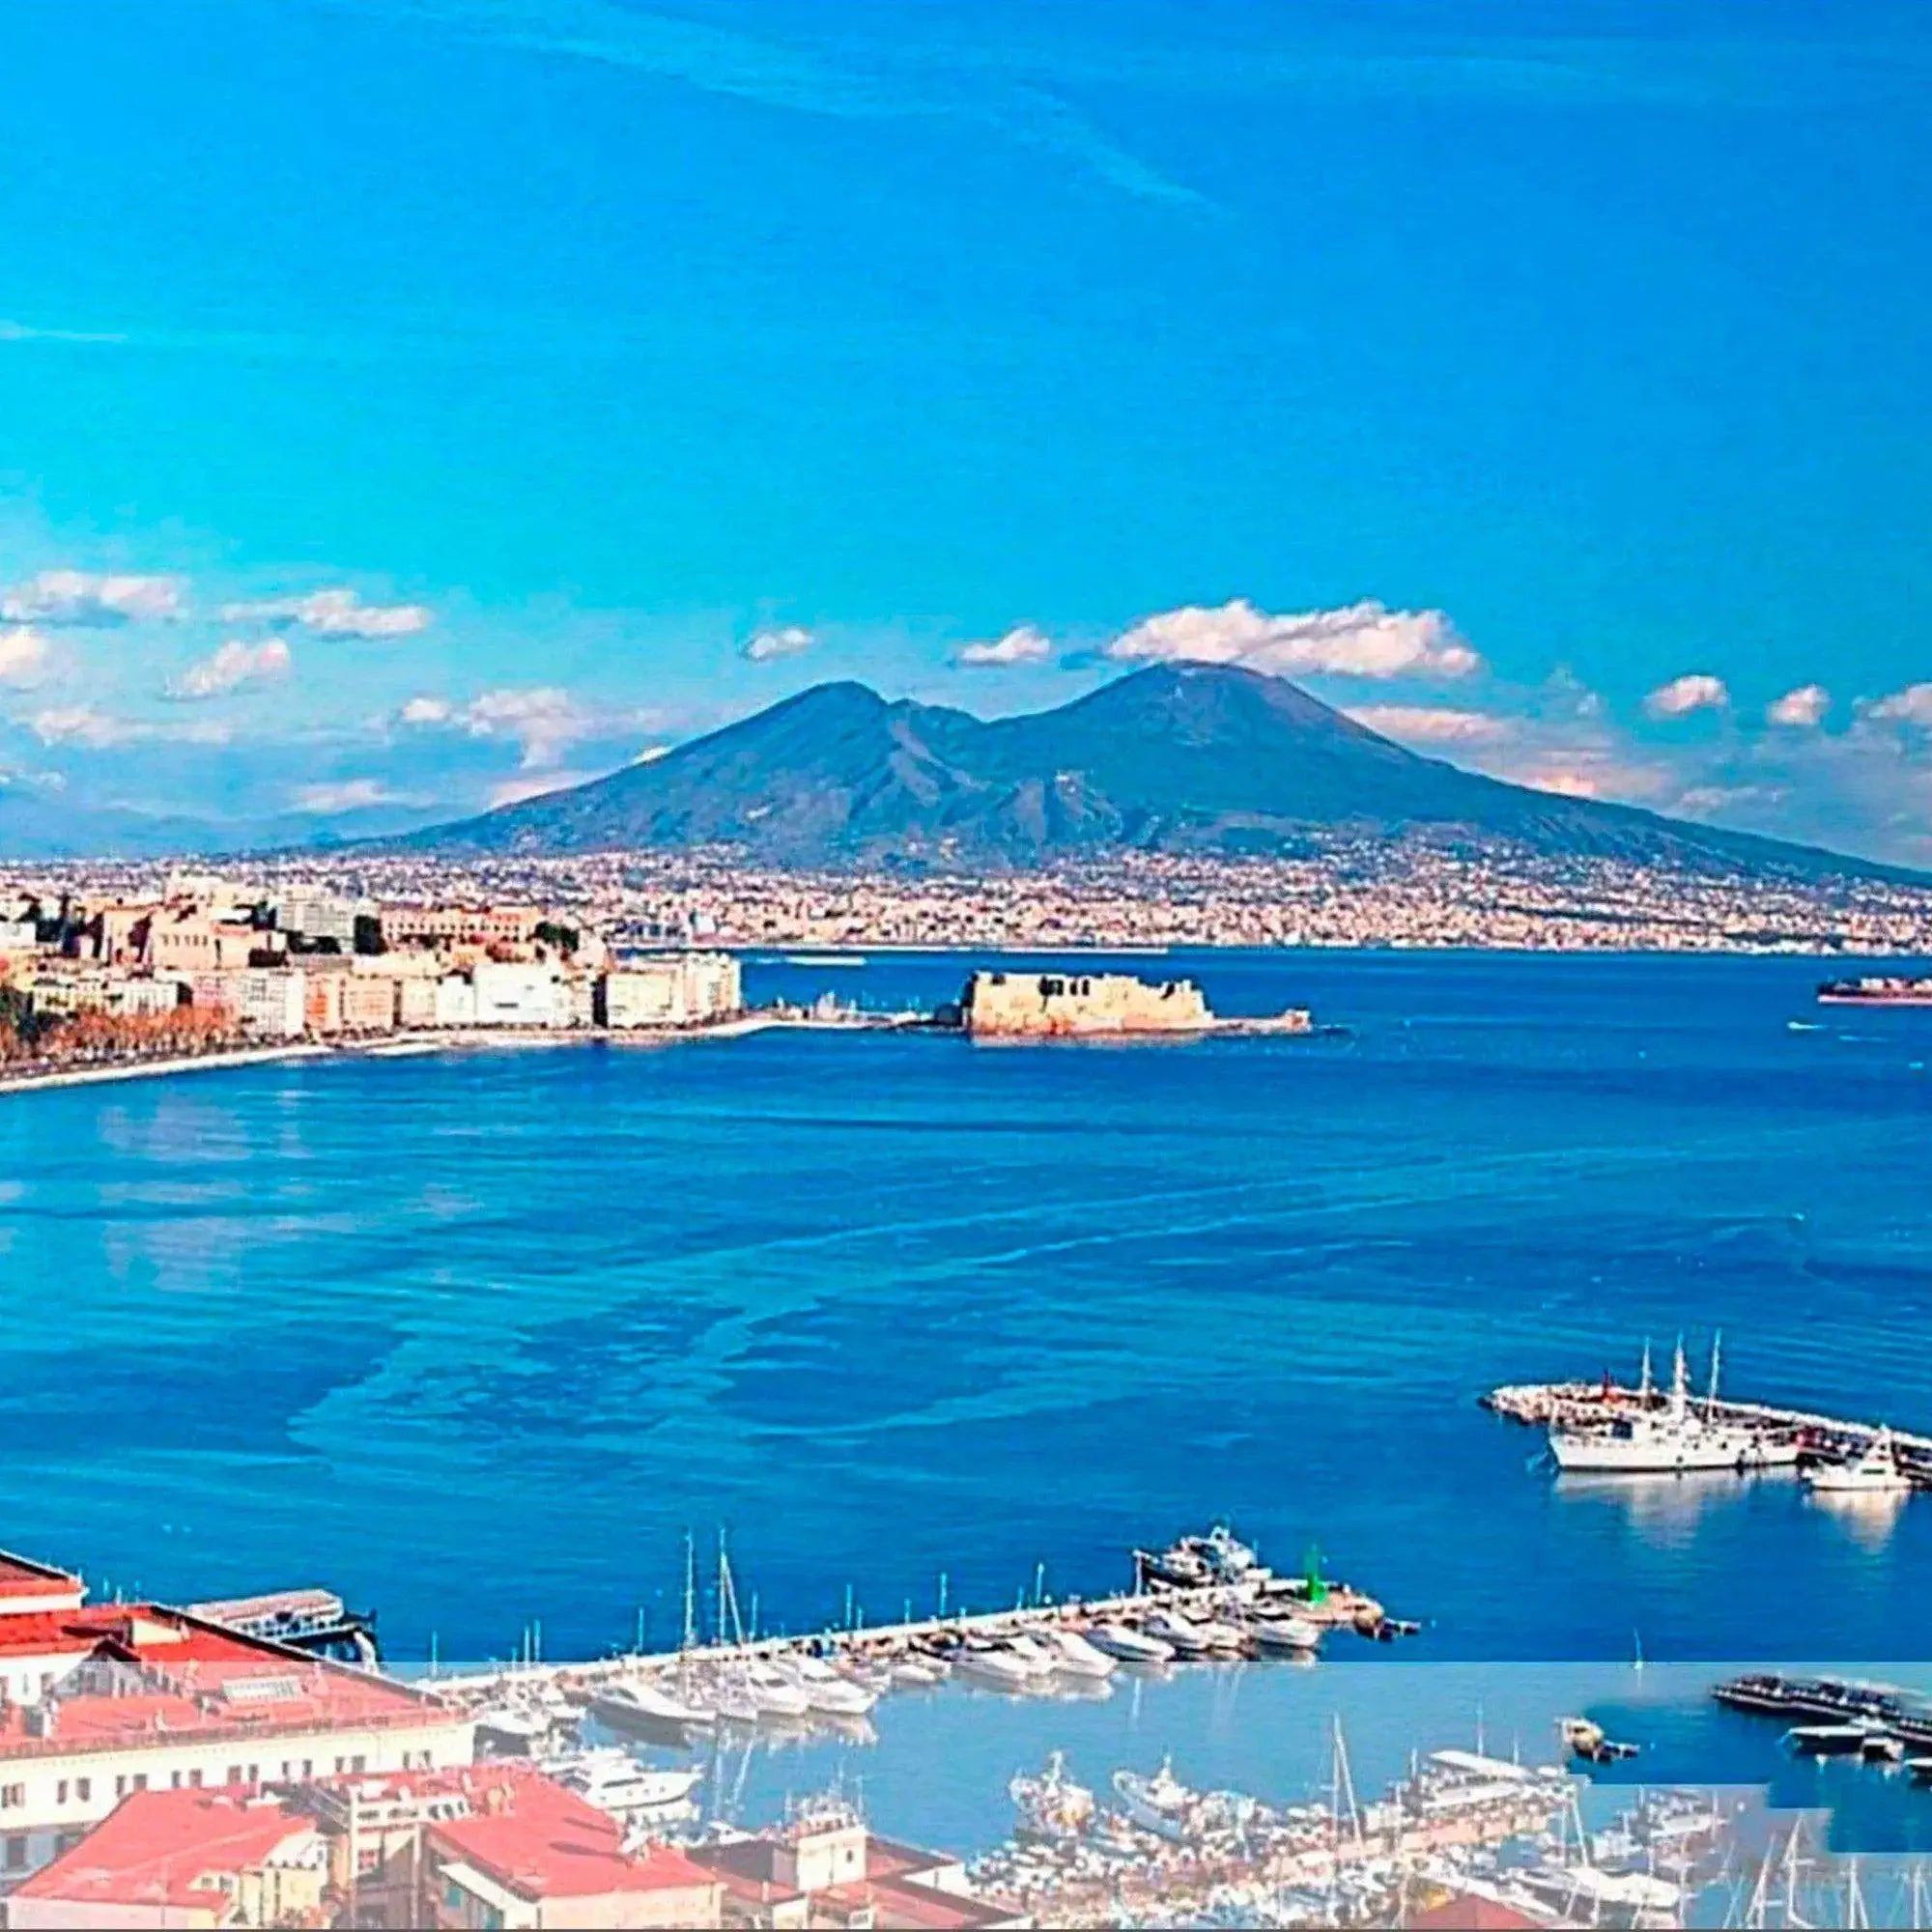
<box><xmin>1345</xmin><ymin>703</ymin><xmax>1513</xmax><ymax>746</ymax></box>
<box><xmin>742</xmin><ymin>624</ymin><xmax>814</xmax><ymax>663</ymax></box>
<box><xmin>1765</xmin><ymin>683</ymin><xmax>1830</xmax><ymax>729</ymax></box>
<box><xmin>1</xmin><ymin>569</ymin><xmax>185</xmax><ymax>626</ymax></box>
<box><xmin>956</xmin><ymin>625</ymin><xmax>1054</xmax><ymax>668</ymax></box>
<box><xmin>398</xmin><ymin>686</ymin><xmax>599</xmax><ymax>769</ymax></box>
<box><xmin>1106</xmin><ymin>598</ymin><xmax>1480</xmax><ymax>680</ymax></box>
<box><xmin>165</xmin><ymin>637</ymin><xmax>293</xmax><ymax>700</ymax></box>
<box><xmin>0</xmin><ymin>625</ymin><xmax>50</xmax><ymax>687</ymax></box>
<box><xmin>1866</xmin><ymin>683</ymin><xmax>1932</xmax><ymax>727</ymax></box>
<box><xmin>290</xmin><ymin>779</ymin><xmax>397</xmax><ymax>814</ymax></box>
<box><xmin>1644</xmin><ymin>672</ymin><xmax>1730</xmax><ymax>719</ymax></box>
<box><xmin>222</xmin><ymin>586</ymin><xmax>430</xmax><ymax>638</ymax></box>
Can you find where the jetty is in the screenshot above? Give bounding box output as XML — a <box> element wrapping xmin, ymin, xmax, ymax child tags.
<box><xmin>1483</xmin><ymin>1352</ymin><xmax>1932</xmax><ymax>1485</ymax></box>
<box><xmin>419</xmin><ymin>1531</ymin><xmax>1410</xmax><ymax>1715</ymax></box>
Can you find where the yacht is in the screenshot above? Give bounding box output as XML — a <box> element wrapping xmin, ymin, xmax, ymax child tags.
<box><xmin>1041</xmin><ymin>1627</ymin><xmax>1117</xmax><ymax>1680</ymax></box>
<box><xmin>1804</xmin><ymin>1427</ymin><xmax>1914</xmax><ymax>1494</ymax></box>
<box><xmin>743</xmin><ymin>1662</ymin><xmax>812</xmax><ymax>1720</ymax></box>
<box><xmin>1247</xmin><ymin>1609</ymin><xmax>1322</xmax><ymax>1654</ymax></box>
<box><xmin>544</xmin><ymin>1749</ymin><xmax>705</xmax><ymax>1819</ymax></box>
<box><xmin>1548</xmin><ymin>1338</ymin><xmax>1800</xmax><ymax>1474</ymax></box>
<box><xmin>1082</xmin><ymin>1620</ymin><xmax>1176</xmax><ymax>1664</ymax></box>
<box><xmin>955</xmin><ymin>1644</ymin><xmax>1036</xmax><ymax>1691</ymax></box>
<box><xmin>786</xmin><ymin>1656</ymin><xmax>878</xmax><ymax>1717</ymax></box>
<box><xmin>1140</xmin><ymin>1524</ymin><xmax>1259</xmax><ymax>1588</ymax></box>
<box><xmin>1112</xmin><ymin>1757</ymin><xmax>1198</xmax><ymax>1841</ymax></box>
<box><xmin>589</xmin><ymin>1675</ymin><xmax>717</xmax><ymax>1733</ymax></box>
<box><xmin>1142</xmin><ymin>1609</ymin><xmax>1214</xmax><ymax>1657</ymax></box>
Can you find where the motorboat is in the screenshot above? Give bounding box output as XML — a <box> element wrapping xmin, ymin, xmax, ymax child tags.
<box><xmin>1041</xmin><ymin>1627</ymin><xmax>1117</xmax><ymax>1680</ymax></box>
<box><xmin>1784</xmin><ymin>1723</ymin><xmax>1872</xmax><ymax>1756</ymax></box>
<box><xmin>955</xmin><ymin>1645</ymin><xmax>1036</xmax><ymax>1691</ymax></box>
<box><xmin>1804</xmin><ymin>1427</ymin><xmax>1914</xmax><ymax>1494</ymax></box>
<box><xmin>544</xmin><ymin>1749</ymin><xmax>705</xmax><ymax>1818</ymax></box>
<box><xmin>1548</xmin><ymin>1338</ymin><xmax>1801</xmax><ymax>1475</ymax></box>
<box><xmin>1003</xmin><ymin>1634</ymin><xmax>1063</xmax><ymax>1681</ymax></box>
<box><xmin>1139</xmin><ymin>1523</ymin><xmax>1259</xmax><ymax>1588</ymax></box>
<box><xmin>589</xmin><ymin>1675</ymin><xmax>717</xmax><ymax>1733</ymax></box>
<box><xmin>787</xmin><ymin>1656</ymin><xmax>878</xmax><ymax>1717</ymax></box>
<box><xmin>892</xmin><ymin>1657</ymin><xmax>945</xmax><ymax>1688</ymax></box>
<box><xmin>1142</xmin><ymin>1609</ymin><xmax>1214</xmax><ymax>1657</ymax></box>
<box><xmin>744</xmin><ymin>1662</ymin><xmax>812</xmax><ymax>1719</ymax></box>
<box><xmin>473</xmin><ymin>1705</ymin><xmax>550</xmax><ymax>1755</ymax></box>
<box><xmin>1082</xmin><ymin>1620</ymin><xmax>1176</xmax><ymax>1664</ymax></box>
<box><xmin>1112</xmin><ymin>1757</ymin><xmax>1197</xmax><ymax>1841</ymax></box>
<box><xmin>1247</xmin><ymin>1610</ymin><xmax>1321</xmax><ymax>1654</ymax></box>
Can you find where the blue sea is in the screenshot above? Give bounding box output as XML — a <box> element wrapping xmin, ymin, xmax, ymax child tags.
<box><xmin>5</xmin><ymin>950</ymin><xmax>1932</xmax><ymax>1851</ymax></box>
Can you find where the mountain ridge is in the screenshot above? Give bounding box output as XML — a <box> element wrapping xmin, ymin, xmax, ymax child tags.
<box><xmin>382</xmin><ymin>665</ymin><xmax>1923</xmax><ymax>885</ymax></box>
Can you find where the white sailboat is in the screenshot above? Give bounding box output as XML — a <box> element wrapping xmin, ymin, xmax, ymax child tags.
<box><xmin>1548</xmin><ymin>1336</ymin><xmax>1800</xmax><ymax>1474</ymax></box>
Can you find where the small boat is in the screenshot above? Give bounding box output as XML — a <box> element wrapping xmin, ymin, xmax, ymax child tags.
<box><xmin>590</xmin><ymin>1676</ymin><xmax>717</xmax><ymax>1733</ymax></box>
<box><xmin>1082</xmin><ymin>1620</ymin><xmax>1175</xmax><ymax>1664</ymax></box>
<box><xmin>544</xmin><ymin>1749</ymin><xmax>705</xmax><ymax>1818</ymax></box>
<box><xmin>1907</xmin><ymin>1757</ymin><xmax>1932</xmax><ymax>1785</ymax></box>
<box><xmin>892</xmin><ymin>1657</ymin><xmax>944</xmax><ymax>1688</ymax></box>
<box><xmin>1862</xmin><ymin>1732</ymin><xmax>1907</xmax><ymax>1764</ymax></box>
<box><xmin>1002</xmin><ymin>1634</ymin><xmax>1063</xmax><ymax>1681</ymax></box>
<box><xmin>1040</xmin><ymin>1627</ymin><xmax>1117</xmax><ymax>1680</ymax></box>
<box><xmin>473</xmin><ymin>1705</ymin><xmax>550</xmax><ymax>1755</ymax></box>
<box><xmin>1561</xmin><ymin>1717</ymin><xmax>1640</xmax><ymax>1764</ymax></box>
<box><xmin>1247</xmin><ymin>1611</ymin><xmax>1322</xmax><ymax>1654</ymax></box>
<box><xmin>744</xmin><ymin>1663</ymin><xmax>812</xmax><ymax>1720</ymax></box>
<box><xmin>1804</xmin><ymin>1427</ymin><xmax>1914</xmax><ymax>1494</ymax></box>
<box><xmin>955</xmin><ymin>1645</ymin><xmax>1035</xmax><ymax>1691</ymax></box>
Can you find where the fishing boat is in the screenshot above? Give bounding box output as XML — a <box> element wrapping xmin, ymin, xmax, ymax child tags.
<box><xmin>1548</xmin><ymin>1338</ymin><xmax>1800</xmax><ymax>1474</ymax></box>
<box><xmin>1009</xmin><ymin>1751</ymin><xmax>1096</xmax><ymax>1842</ymax></box>
<box><xmin>1082</xmin><ymin>1620</ymin><xmax>1175</xmax><ymax>1664</ymax></box>
<box><xmin>1803</xmin><ymin>1426</ymin><xmax>1914</xmax><ymax>1493</ymax></box>
<box><xmin>1112</xmin><ymin>1757</ymin><xmax>1197</xmax><ymax>1841</ymax></box>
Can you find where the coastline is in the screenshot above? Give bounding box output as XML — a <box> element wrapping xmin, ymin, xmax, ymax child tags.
<box><xmin>0</xmin><ymin>1041</ymin><xmax>336</xmax><ymax>1098</ymax></box>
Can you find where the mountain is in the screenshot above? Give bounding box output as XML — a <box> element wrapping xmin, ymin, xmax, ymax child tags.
<box><xmin>390</xmin><ymin>665</ymin><xmax>1911</xmax><ymax>881</ymax></box>
<box><xmin>0</xmin><ymin>790</ymin><xmax>447</xmax><ymax>862</ymax></box>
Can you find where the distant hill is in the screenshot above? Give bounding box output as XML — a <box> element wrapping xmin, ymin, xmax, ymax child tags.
<box><xmin>389</xmin><ymin>664</ymin><xmax>1911</xmax><ymax>881</ymax></box>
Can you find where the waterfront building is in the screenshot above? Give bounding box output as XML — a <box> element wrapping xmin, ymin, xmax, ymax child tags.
<box><xmin>5</xmin><ymin>1787</ymin><xmax>326</xmax><ymax>1929</ymax></box>
<box><xmin>470</xmin><ymin>959</ymin><xmax>564</xmax><ymax>1029</ymax></box>
<box><xmin>0</xmin><ymin>1564</ymin><xmax>474</xmax><ymax>1892</ymax></box>
<box><xmin>235</xmin><ymin>969</ymin><xmax>307</xmax><ymax>1041</ymax></box>
<box><xmin>145</xmin><ymin>910</ymin><xmax>263</xmax><ymax>977</ymax></box>
<box><xmin>598</xmin><ymin>952</ymin><xmax>743</xmax><ymax>1030</ymax></box>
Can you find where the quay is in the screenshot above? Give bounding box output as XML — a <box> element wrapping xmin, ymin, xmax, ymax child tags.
<box><xmin>1482</xmin><ymin>1361</ymin><xmax>1932</xmax><ymax>1482</ymax></box>
<box><xmin>418</xmin><ymin>1532</ymin><xmax>1409</xmax><ymax>1713</ymax></box>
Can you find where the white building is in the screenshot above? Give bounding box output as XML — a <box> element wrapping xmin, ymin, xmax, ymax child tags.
<box><xmin>236</xmin><ymin>968</ymin><xmax>307</xmax><ymax>1040</ymax></box>
<box><xmin>469</xmin><ymin>960</ymin><xmax>561</xmax><ymax>1029</ymax></box>
<box><xmin>433</xmin><ymin>974</ymin><xmax>477</xmax><ymax>1030</ymax></box>
<box><xmin>599</xmin><ymin>953</ymin><xmax>742</xmax><ymax>1030</ymax></box>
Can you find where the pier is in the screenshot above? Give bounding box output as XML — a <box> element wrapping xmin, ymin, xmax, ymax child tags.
<box><xmin>1482</xmin><ymin>1367</ymin><xmax>1932</xmax><ymax>1483</ymax></box>
<box><xmin>416</xmin><ymin>1535</ymin><xmax>1409</xmax><ymax>1715</ymax></box>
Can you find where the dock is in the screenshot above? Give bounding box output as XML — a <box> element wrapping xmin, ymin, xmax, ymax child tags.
<box><xmin>1482</xmin><ymin>1372</ymin><xmax>1932</xmax><ymax>1482</ymax></box>
<box><xmin>420</xmin><ymin>1537</ymin><xmax>1408</xmax><ymax>1713</ymax></box>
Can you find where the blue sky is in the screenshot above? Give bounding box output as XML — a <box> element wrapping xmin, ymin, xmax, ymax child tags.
<box><xmin>1</xmin><ymin>0</ymin><xmax>1929</xmax><ymax>856</ymax></box>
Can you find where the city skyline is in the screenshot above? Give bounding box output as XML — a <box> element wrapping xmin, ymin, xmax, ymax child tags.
<box><xmin>3</xmin><ymin>0</ymin><xmax>1930</xmax><ymax>859</ymax></box>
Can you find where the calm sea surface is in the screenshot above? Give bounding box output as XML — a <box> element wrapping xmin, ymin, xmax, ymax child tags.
<box><xmin>5</xmin><ymin>950</ymin><xmax>1932</xmax><ymax>1847</ymax></box>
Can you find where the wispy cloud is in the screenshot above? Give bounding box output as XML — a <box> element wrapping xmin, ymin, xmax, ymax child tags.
<box><xmin>1</xmin><ymin>570</ymin><xmax>185</xmax><ymax>626</ymax></box>
<box><xmin>957</xmin><ymin>625</ymin><xmax>1054</xmax><ymax>668</ymax></box>
<box><xmin>166</xmin><ymin>639</ymin><xmax>294</xmax><ymax>700</ymax></box>
<box><xmin>742</xmin><ymin>624</ymin><xmax>814</xmax><ymax>664</ymax></box>
<box><xmin>1107</xmin><ymin>598</ymin><xmax>1481</xmax><ymax>680</ymax></box>
<box><xmin>26</xmin><ymin>706</ymin><xmax>231</xmax><ymax>750</ymax></box>
<box><xmin>222</xmin><ymin>586</ymin><xmax>430</xmax><ymax>639</ymax></box>
<box><xmin>1345</xmin><ymin>703</ymin><xmax>1512</xmax><ymax>746</ymax></box>
<box><xmin>332</xmin><ymin>0</ymin><xmax>1204</xmax><ymax>208</ymax></box>
<box><xmin>290</xmin><ymin>778</ymin><xmax>400</xmax><ymax>813</ymax></box>
<box><xmin>0</xmin><ymin>319</ymin><xmax>130</xmax><ymax>347</ymax></box>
